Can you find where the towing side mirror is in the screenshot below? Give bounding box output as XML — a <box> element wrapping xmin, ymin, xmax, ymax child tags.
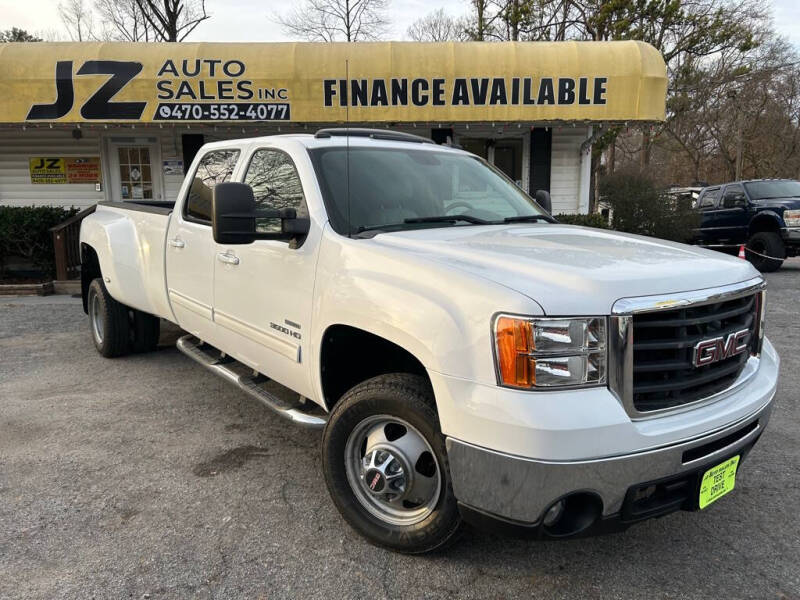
<box><xmin>212</xmin><ymin>182</ymin><xmax>310</xmax><ymax>245</ymax></box>
<box><xmin>535</xmin><ymin>189</ymin><xmax>552</xmax><ymax>214</ymax></box>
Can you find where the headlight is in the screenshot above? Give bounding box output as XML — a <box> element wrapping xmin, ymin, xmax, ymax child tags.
<box><xmin>785</xmin><ymin>209</ymin><xmax>800</xmax><ymax>227</ymax></box>
<box><xmin>494</xmin><ymin>315</ymin><xmax>607</xmax><ymax>389</ymax></box>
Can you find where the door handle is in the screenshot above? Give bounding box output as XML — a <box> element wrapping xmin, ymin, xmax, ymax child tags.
<box><xmin>168</xmin><ymin>238</ymin><xmax>185</xmax><ymax>249</ymax></box>
<box><xmin>217</xmin><ymin>252</ymin><xmax>240</xmax><ymax>266</ymax></box>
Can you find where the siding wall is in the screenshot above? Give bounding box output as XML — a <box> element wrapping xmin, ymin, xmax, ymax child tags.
<box><xmin>0</xmin><ymin>128</ymin><xmax>105</xmax><ymax>208</ymax></box>
<box><xmin>0</xmin><ymin>127</ymin><xmax>186</xmax><ymax>208</ymax></box>
<box><xmin>549</xmin><ymin>127</ymin><xmax>589</xmax><ymax>214</ymax></box>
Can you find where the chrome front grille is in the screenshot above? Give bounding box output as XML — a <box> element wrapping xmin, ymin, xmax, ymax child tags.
<box><xmin>631</xmin><ymin>295</ymin><xmax>756</xmax><ymax>412</ymax></box>
<box><xmin>609</xmin><ymin>278</ymin><xmax>766</xmax><ymax>418</ymax></box>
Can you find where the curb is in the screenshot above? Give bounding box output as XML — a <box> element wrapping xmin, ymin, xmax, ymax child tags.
<box><xmin>0</xmin><ymin>281</ymin><xmax>55</xmax><ymax>297</ymax></box>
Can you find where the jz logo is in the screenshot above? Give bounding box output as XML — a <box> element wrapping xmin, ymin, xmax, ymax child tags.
<box><xmin>693</xmin><ymin>329</ymin><xmax>750</xmax><ymax>367</ymax></box>
<box><xmin>27</xmin><ymin>60</ymin><xmax>146</xmax><ymax>121</ymax></box>
<box><xmin>31</xmin><ymin>158</ymin><xmax>61</xmax><ymax>170</ymax></box>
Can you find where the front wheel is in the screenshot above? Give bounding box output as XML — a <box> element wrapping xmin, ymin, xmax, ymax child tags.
<box><xmin>747</xmin><ymin>231</ymin><xmax>785</xmax><ymax>272</ymax></box>
<box><xmin>322</xmin><ymin>374</ymin><xmax>462</xmax><ymax>554</ymax></box>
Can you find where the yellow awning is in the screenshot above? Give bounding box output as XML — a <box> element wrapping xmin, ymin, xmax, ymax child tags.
<box><xmin>0</xmin><ymin>41</ymin><xmax>666</xmax><ymax>125</ymax></box>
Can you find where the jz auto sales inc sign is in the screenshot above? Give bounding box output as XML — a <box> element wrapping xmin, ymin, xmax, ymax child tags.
<box><xmin>29</xmin><ymin>156</ymin><xmax>101</xmax><ymax>184</ymax></box>
<box><xmin>0</xmin><ymin>41</ymin><xmax>666</xmax><ymax>124</ymax></box>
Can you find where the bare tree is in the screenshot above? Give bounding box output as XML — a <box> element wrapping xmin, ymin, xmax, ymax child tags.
<box><xmin>276</xmin><ymin>0</ymin><xmax>389</xmax><ymax>42</ymax></box>
<box><xmin>38</xmin><ymin>28</ymin><xmax>66</xmax><ymax>41</ymax></box>
<box><xmin>464</xmin><ymin>0</ymin><xmax>498</xmax><ymax>40</ymax></box>
<box><xmin>95</xmin><ymin>0</ymin><xmax>155</xmax><ymax>41</ymax></box>
<box><xmin>58</xmin><ymin>0</ymin><xmax>98</xmax><ymax>40</ymax></box>
<box><xmin>407</xmin><ymin>8</ymin><xmax>469</xmax><ymax>41</ymax></box>
<box><xmin>134</xmin><ymin>0</ymin><xmax>210</xmax><ymax>42</ymax></box>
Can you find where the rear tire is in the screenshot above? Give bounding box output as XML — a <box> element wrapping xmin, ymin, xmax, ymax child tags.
<box><xmin>322</xmin><ymin>373</ymin><xmax>462</xmax><ymax>554</ymax></box>
<box><xmin>746</xmin><ymin>231</ymin><xmax>785</xmax><ymax>272</ymax></box>
<box><xmin>131</xmin><ymin>310</ymin><xmax>160</xmax><ymax>353</ymax></box>
<box><xmin>87</xmin><ymin>278</ymin><xmax>131</xmax><ymax>358</ymax></box>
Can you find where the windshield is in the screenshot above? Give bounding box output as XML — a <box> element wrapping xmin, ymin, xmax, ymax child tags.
<box><xmin>743</xmin><ymin>180</ymin><xmax>800</xmax><ymax>200</ymax></box>
<box><xmin>308</xmin><ymin>146</ymin><xmax>549</xmax><ymax>235</ymax></box>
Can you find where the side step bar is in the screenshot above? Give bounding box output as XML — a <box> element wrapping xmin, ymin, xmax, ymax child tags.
<box><xmin>176</xmin><ymin>334</ymin><xmax>327</xmax><ymax>429</ymax></box>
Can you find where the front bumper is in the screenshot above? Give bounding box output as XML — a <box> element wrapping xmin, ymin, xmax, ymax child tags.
<box><xmin>443</xmin><ymin>339</ymin><xmax>779</xmax><ymax>535</ymax></box>
<box><xmin>456</xmin><ymin>430</ymin><xmax>762</xmax><ymax>539</ymax></box>
<box><xmin>781</xmin><ymin>227</ymin><xmax>800</xmax><ymax>252</ymax></box>
<box><xmin>448</xmin><ymin>394</ymin><xmax>772</xmax><ymax>532</ymax></box>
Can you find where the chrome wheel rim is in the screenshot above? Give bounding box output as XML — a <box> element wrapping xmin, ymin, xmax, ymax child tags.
<box><xmin>344</xmin><ymin>415</ymin><xmax>441</xmax><ymax>526</ymax></box>
<box><xmin>90</xmin><ymin>293</ymin><xmax>104</xmax><ymax>344</ymax></box>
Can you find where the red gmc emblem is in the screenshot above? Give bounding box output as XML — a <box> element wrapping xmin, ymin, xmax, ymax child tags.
<box><xmin>693</xmin><ymin>329</ymin><xmax>750</xmax><ymax>367</ymax></box>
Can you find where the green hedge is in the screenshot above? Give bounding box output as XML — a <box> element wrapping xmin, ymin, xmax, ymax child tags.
<box><xmin>599</xmin><ymin>171</ymin><xmax>700</xmax><ymax>243</ymax></box>
<box><xmin>0</xmin><ymin>206</ymin><xmax>79</xmax><ymax>279</ymax></box>
<box><xmin>556</xmin><ymin>173</ymin><xmax>701</xmax><ymax>244</ymax></box>
<box><xmin>554</xmin><ymin>213</ymin><xmax>611</xmax><ymax>229</ymax></box>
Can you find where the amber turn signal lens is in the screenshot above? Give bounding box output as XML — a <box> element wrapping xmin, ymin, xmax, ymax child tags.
<box><xmin>495</xmin><ymin>316</ymin><xmax>535</xmax><ymax>386</ymax></box>
<box><xmin>494</xmin><ymin>315</ymin><xmax>607</xmax><ymax>388</ymax></box>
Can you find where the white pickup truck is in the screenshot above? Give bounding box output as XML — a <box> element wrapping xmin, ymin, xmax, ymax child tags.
<box><xmin>80</xmin><ymin>128</ymin><xmax>779</xmax><ymax>553</ymax></box>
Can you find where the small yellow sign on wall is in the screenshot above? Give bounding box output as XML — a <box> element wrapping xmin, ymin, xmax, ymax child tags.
<box><xmin>29</xmin><ymin>157</ymin><xmax>66</xmax><ymax>184</ymax></box>
<box><xmin>29</xmin><ymin>156</ymin><xmax>101</xmax><ymax>184</ymax></box>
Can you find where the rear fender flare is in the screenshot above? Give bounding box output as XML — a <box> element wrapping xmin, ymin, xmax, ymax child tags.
<box><xmin>79</xmin><ymin>210</ymin><xmax>147</xmax><ymax>308</ymax></box>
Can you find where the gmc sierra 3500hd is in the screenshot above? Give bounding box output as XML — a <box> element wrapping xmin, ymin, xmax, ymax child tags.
<box><xmin>80</xmin><ymin>129</ymin><xmax>779</xmax><ymax>553</ymax></box>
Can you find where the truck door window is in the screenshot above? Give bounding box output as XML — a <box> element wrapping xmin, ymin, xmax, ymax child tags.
<box><xmin>185</xmin><ymin>149</ymin><xmax>240</xmax><ymax>223</ymax></box>
<box><xmin>699</xmin><ymin>188</ymin><xmax>720</xmax><ymax>209</ymax></box>
<box><xmin>244</xmin><ymin>149</ymin><xmax>307</xmax><ymax>233</ymax></box>
<box><xmin>721</xmin><ymin>184</ymin><xmax>747</xmax><ymax>208</ymax></box>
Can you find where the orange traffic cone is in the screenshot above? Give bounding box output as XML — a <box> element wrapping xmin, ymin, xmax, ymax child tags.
<box><xmin>738</xmin><ymin>245</ymin><xmax>746</xmax><ymax>260</ymax></box>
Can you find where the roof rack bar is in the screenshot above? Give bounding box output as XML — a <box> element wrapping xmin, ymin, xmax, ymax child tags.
<box><xmin>314</xmin><ymin>128</ymin><xmax>435</xmax><ymax>144</ymax></box>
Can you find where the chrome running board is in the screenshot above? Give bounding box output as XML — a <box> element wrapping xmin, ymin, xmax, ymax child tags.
<box><xmin>176</xmin><ymin>334</ymin><xmax>327</xmax><ymax>429</ymax></box>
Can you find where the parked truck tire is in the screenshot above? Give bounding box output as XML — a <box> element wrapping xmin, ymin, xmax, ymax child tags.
<box><xmin>322</xmin><ymin>373</ymin><xmax>462</xmax><ymax>554</ymax></box>
<box><xmin>746</xmin><ymin>231</ymin><xmax>785</xmax><ymax>272</ymax></box>
<box><xmin>87</xmin><ymin>278</ymin><xmax>131</xmax><ymax>358</ymax></box>
<box><xmin>132</xmin><ymin>310</ymin><xmax>160</xmax><ymax>353</ymax></box>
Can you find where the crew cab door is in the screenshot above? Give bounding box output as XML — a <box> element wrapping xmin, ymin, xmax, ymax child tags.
<box><xmin>696</xmin><ymin>186</ymin><xmax>722</xmax><ymax>244</ymax></box>
<box><xmin>165</xmin><ymin>148</ymin><xmax>240</xmax><ymax>339</ymax></box>
<box><xmin>212</xmin><ymin>146</ymin><xmax>318</xmax><ymax>398</ymax></box>
<box><xmin>715</xmin><ymin>184</ymin><xmax>750</xmax><ymax>243</ymax></box>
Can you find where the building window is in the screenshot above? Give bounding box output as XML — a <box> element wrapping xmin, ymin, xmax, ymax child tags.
<box><xmin>118</xmin><ymin>146</ymin><xmax>154</xmax><ymax>200</ymax></box>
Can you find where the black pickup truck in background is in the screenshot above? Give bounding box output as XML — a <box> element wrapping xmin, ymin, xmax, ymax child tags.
<box><xmin>694</xmin><ymin>179</ymin><xmax>800</xmax><ymax>272</ymax></box>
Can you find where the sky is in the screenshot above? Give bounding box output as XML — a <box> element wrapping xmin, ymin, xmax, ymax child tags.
<box><xmin>1</xmin><ymin>0</ymin><xmax>799</xmax><ymax>46</ymax></box>
<box><xmin>0</xmin><ymin>0</ymin><xmax>467</xmax><ymax>41</ymax></box>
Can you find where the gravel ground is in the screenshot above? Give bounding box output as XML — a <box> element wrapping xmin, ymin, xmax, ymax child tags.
<box><xmin>1</xmin><ymin>260</ymin><xmax>798</xmax><ymax>600</ymax></box>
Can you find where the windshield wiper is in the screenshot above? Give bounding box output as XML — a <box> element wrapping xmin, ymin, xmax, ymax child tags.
<box><xmin>404</xmin><ymin>215</ymin><xmax>491</xmax><ymax>225</ymax></box>
<box><xmin>503</xmin><ymin>214</ymin><xmax>556</xmax><ymax>223</ymax></box>
<box><xmin>355</xmin><ymin>214</ymin><xmax>550</xmax><ymax>235</ymax></box>
<box><xmin>355</xmin><ymin>215</ymin><xmax>490</xmax><ymax>235</ymax></box>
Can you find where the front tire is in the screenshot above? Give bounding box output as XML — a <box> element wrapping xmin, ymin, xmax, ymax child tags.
<box><xmin>747</xmin><ymin>231</ymin><xmax>785</xmax><ymax>272</ymax></box>
<box><xmin>322</xmin><ymin>374</ymin><xmax>462</xmax><ymax>554</ymax></box>
<box><xmin>87</xmin><ymin>278</ymin><xmax>131</xmax><ymax>358</ymax></box>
